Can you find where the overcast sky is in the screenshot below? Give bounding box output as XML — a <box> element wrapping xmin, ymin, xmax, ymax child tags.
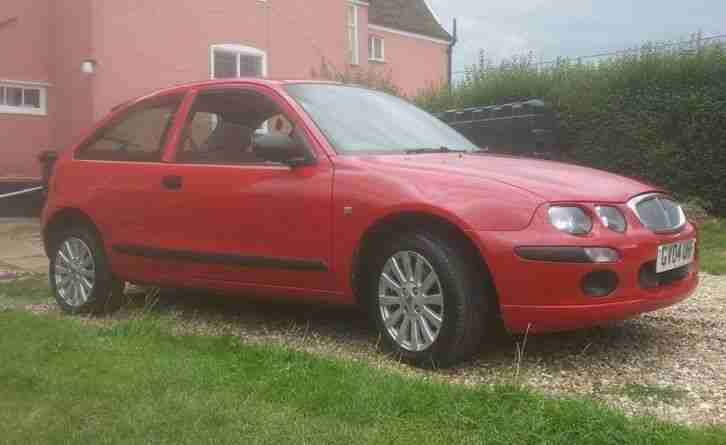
<box><xmin>427</xmin><ymin>0</ymin><xmax>725</xmax><ymax>76</ymax></box>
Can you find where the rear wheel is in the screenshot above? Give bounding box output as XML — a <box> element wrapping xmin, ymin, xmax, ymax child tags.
<box><xmin>368</xmin><ymin>231</ymin><xmax>487</xmax><ymax>367</ymax></box>
<box><xmin>49</xmin><ymin>226</ymin><xmax>125</xmax><ymax>314</ymax></box>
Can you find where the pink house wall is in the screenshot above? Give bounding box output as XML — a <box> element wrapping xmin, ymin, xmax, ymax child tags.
<box><xmin>0</xmin><ymin>0</ymin><xmax>52</xmax><ymax>179</ymax></box>
<box><xmin>267</xmin><ymin>0</ymin><xmax>350</xmax><ymax>79</ymax></box>
<box><xmin>89</xmin><ymin>0</ymin><xmax>350</xmax><ymax>119</ymax></box>
<box><xmin>0</xmin><ymin>116</ymin><xmax>51</xmax><ymax>179</ymax></box>
<box><xmin>368</xmin><ymin>27</ymin><xmax>449</xmax><ymax>96</ymax></box>
<box><xmin>50</xmin><ymin>0</ymin><xmax>94</xmax><ymax>154</ymax></box>
<box><xmin>88</xmin><ymin>1</ymin><xmax>447</xmax><ymax>115</ymax></box>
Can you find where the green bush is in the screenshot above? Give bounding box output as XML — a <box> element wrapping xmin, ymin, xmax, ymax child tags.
<box><xmin>415</xmin><ymin>44</ymin><xmax>726</xmax><ymax>215</ymax></box>
<box><xmin>310</xmin><ymin>56</ymin><xmax>402</xmax><ymax>96</ymax></box>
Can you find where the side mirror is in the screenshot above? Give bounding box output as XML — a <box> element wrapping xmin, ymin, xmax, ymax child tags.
<box><xmin>253</xmin><ymin>133</ymin><xmax>313</xmax><ymax>167</ymax></box>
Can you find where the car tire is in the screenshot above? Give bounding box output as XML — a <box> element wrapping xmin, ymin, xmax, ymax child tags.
<box><xmin>49</xmin><ymin>225</ymin><xmax>125</xmax><ymax>315</ymax></box>
<box><xmin>368</xmin><ymin>231</ymin><xmax>487</xmax><ymax>367</ymax></box>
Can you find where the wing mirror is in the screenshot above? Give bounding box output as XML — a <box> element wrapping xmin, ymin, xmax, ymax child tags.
<box><xmin>253</xmin><ymin>133</ymin><xmax>314</xmax><ymax>167</ymax></box>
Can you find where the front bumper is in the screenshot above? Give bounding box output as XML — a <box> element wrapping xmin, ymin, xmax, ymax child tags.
<box><xmin>470</xmin><ymin>207</ymin><xmax>699</xmax><ymax>334</ymax></box>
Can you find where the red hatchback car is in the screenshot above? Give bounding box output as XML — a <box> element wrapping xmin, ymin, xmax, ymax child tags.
<box><xmin>41</xmin><ymin>79</ymin><xmax>699</xmax><ymax>366</ymax></box>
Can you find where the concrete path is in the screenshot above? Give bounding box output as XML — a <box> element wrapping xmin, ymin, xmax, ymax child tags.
<box><xmin>0</xmin><ymin>218</ymin><xmax>47</xmax><ymax>278</ymax></box>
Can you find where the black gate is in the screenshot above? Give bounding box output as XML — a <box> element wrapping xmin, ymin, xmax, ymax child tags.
<box><xmin>436</xmin><ymin>99</ymin><xmax>559</xmax><ymax>159</ymax></box>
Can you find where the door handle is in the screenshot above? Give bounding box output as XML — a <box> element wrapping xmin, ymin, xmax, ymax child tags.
<box><xmin>162</xmin><ymin>175</ymin><xmax>183</xmax><ymax>190</ymax></box>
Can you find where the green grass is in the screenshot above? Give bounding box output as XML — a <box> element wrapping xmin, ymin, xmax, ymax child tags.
<box><xmin>0</xmin><ymin>274</ymin><xmax>52</xmax><ymax>309</ymax></box>
<box><xmin>614</xmin><ymin>384</ymin><xmax>689</xmax><ymax>405</ymax></box>
<box><xmin>699</xmin><ymin>219</ymin><xmax>726</xmax><ymax>275</ymax></box>
<box><xmin>1</xmin><ymin>311</ymin><xmax>725</xmax><ymax>444</ymax></box>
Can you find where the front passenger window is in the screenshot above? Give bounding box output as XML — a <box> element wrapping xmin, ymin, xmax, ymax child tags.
<box><xmin>176</xmin><ymin>90</ymin><xmax>305</xmax><ymax>165</ymax></box>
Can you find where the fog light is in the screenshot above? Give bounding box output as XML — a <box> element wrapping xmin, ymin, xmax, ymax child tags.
<box><xmin>581</xmin><ymin>270</ymin><xmax>619</xmax><ymax>297</ymax></box>
<box><xmin>584</xmin><ymin>247</ymin><xmax>620</xmax><ymax>263</ymax></box>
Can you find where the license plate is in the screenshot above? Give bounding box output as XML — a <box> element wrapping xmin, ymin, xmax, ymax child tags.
<box><xmin>656</xmin><ymin>239</ymin><xmax>696</xmax><ymax>273</ymax></box>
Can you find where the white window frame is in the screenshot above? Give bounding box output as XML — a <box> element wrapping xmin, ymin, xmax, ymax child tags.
<box><xmin>369</xmin><ymin>35</ymin><xmax>385</xmax><ymax>62</ymax></box>
<box><xmin>0</xmin><ymin>80</ymin><xmax>48</xmax><ymax>116</ymax></box>
<box><xmin>209</xmin><ymin>44</ymin><xmax>268</xmax><ymax>79</ymax></box>
<box><xmin>347</xmin><ymin>4</ymin><xmax>360</xmax><ymax>65</ymax></box>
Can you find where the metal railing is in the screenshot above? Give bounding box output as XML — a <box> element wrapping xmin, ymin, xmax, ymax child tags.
<box><xmin>0</xmin><ymin>187</ymin><xmax>44</xmax><ymax>200</ymax></box>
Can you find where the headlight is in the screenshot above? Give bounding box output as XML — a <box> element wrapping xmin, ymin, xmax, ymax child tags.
<box><xmin>548</xmin><ymin>206</ymin><xmax>592</xmax><ymax>235</ymax></box>
<box><xmin>595</xmin><ymin>206</ymin><xmax>627</xmax><ymax>233</ymax></box>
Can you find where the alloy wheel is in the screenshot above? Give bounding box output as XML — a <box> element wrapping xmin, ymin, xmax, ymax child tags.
<box><xmin>378</xmin><ymin>250</ymin><xmax>444</xmax><ymax>352</ymax></box>
<box><xmin>54</xmin><ymin>237</ymin><xmax>96</xmax><ymax>307</ymax></box>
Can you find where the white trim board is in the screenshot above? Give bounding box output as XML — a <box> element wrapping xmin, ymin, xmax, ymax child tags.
<box><xmin>423</xmin><ymin>0</ymin><xmax>446</xmax><ymax>32</ymax></box>
<box><xmin>367</xmin><ymin>24</ymin><xmax>450</xmax><ymax>46</ymax></box>
<box><xmin>0</xmin><ymin>106</ymin><xmax>46</xmax><ymax>116</ymax></box>
<box><xmin>347</xmin><ymin>4</ymin><xmax>360</xmax><ymax>65</ymax></box>
<box><xmin>0</xmin><ymin>79</ymin><xmax>51</xmax><ymax>87</ymax></box>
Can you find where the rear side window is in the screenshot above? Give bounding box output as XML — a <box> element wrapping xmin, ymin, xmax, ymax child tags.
<box><xmin>77</xmin><ymin>95</ymin><xmax>182</xmax><ymax>162</ymax></box>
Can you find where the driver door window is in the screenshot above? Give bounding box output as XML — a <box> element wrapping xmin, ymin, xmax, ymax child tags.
<box><xmin>177</xmin><ymin>91</ymin><xmax>302</xmax><ymax>165</ymax></box>
<box><xmin>179</xmin><ymin>111</ymin><xmax>258</xmax><ymax>164</ymax></box>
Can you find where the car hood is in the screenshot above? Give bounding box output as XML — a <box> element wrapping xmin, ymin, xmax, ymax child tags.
<box><xmin>353</xmin><ymin>153</ymin><xmax>660</xmax><ymax>203</ymax></box>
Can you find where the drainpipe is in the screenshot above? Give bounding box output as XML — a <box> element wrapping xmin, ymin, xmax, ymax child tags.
<box><xmin>447</xmin><ymin>18</ymin><xmax>458</xmax><ymax>92</ymax></box>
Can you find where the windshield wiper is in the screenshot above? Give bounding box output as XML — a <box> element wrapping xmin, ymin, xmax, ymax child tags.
<box><xmin>405</xmin><ymin>146</ymin><xmax>467</xmax><ymax>154</ymax></box>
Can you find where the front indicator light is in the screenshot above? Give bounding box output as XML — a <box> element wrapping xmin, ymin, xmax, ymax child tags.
<box><xmin>515</xmin><ymin>246</ymin><xmax>620</xmax><ymax>263</ymax></box>
<box><xmin>584</xmin><ymin>247</ymin><xmax>620</xmax><ymax>263</ymax></box>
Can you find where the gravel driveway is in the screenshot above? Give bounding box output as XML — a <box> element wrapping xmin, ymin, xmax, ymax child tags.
<box><xmin>72</xmin><ymin>273</ymin><xmax>724</xmax><ymax>426</ymax></box>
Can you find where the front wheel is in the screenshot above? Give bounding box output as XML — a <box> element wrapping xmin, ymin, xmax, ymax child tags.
<box><xmin>49</xmin><ymin>226</ymin><xmax>125</xmax><ymax>314</ymax></box>
<box><xmin>368</xmin><ymin>232</ymin><xmax>487</xmax><ymax>367</ymax></box>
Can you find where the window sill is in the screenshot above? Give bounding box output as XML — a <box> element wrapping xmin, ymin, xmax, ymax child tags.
<box><xmin>0</xmin><ymin>106</ymin><xmax>47</xmax><ymax>116</ymax></box>
<box><xmin>368</xmin><ymin>58</ymin><xmax>386</xmax><ymax>64</ymax></box>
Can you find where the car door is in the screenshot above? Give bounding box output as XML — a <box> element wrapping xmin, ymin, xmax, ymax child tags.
<box><xmin>148</xmin><ymin>85</ymin><xmax>335</xmax><ymax>292</ymax></box>
<box><xmin>73</xmin><ymin>92</ymin><xmax>189</xmax><ymax>284</ymax></box>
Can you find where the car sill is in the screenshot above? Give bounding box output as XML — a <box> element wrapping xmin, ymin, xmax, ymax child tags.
<box><xmin>113</xmin><ymin>244</ymin><xmax>328</xmax><ymax>271</ymax></box>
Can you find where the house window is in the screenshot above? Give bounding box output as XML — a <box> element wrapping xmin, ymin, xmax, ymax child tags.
<box><xmin>210</xmin><ymin>44</ymin><xmax>267</xmax><ymax>79</ymax></box>
<box><xmin>0</xmin><ymin>82</ymin><xmax>47</xmax><ymax>115</ymax></box>
<box><xmin>347</xmin><ymin>4</ymin><xmax>359</xmax><ymax>65</ymax></box>
<box><xmin>369</xmin><ymin>35</ymin><xmax>385</xmax><ymax>62</ymax></box>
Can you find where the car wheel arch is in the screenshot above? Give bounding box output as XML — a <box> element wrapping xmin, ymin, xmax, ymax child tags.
<box><xmin>43</xmin><ymin>208</ymin><xmax>105</xmax><ymax>258</ymax></box>
<box><xmin>351</xmin><ymin>210</ymin><xmax>500</xmax><ymax>314</ymax></box>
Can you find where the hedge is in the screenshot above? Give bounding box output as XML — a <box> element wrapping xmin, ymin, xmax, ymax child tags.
<box><xmin>415</xmin><ymin>45</ymin><xmax>726</xmax><ymax>215</ymax></box>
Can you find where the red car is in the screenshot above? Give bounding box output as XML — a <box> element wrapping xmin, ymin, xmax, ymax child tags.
<box><xmin>41</xmin><ymin>79</ymin><xmax>699</xmax><ymax>366</ymax></box>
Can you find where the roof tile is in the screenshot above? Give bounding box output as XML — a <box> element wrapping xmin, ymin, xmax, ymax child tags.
<box><xmin>368</xmin><ymin>0</ymin><xmax>451</xmax><ymax>42</ymax></box>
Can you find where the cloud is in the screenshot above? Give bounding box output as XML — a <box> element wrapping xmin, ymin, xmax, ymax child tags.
<box><xmin>427</xmin><ymin>0</ymin><xmax>725</xmax><ymax>74</ymax></box>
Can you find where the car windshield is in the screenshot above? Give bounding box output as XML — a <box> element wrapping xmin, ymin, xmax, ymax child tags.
<box><xmin>285</xmin><ymin>83</ymin><xmax>479</xmax><ymax>154</ymax></box>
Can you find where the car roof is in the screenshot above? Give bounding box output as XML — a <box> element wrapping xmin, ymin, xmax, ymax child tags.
<box><xmin>113</xmin><ymin>78</ymin><xmax>345</xmax><ymax>112</ymax></box>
